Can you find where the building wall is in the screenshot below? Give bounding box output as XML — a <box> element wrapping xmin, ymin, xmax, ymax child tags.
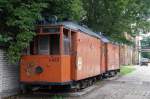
<box><xmin>0</xmin><ymin>48</ymin><xmax>19</xmax><ymax>98</ymax></box>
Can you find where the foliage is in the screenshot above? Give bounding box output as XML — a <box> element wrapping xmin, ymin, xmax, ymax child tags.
<box><xmin>52</xmin><ymin>95</ymin><xmax>63</xmax><ymax>99</ymax></box>
<box><xmin>141</xmin><ymin>52</ymin><xmax>150</xmax><ymax>59</ymax></box>
<box><xmin>141</xmin><ymin>37</ymin><xmax>150</xmax><ymax>48</ymax></box>
<box><xmin>82</xmin><ymin>0</ymin><xmax>150</xmax><ymax>43</ymax></box>
<box><xmin>0</xmin><ymin>0</ymin><xmax>149</xmax><ymax>63</ymax></box>
<box><xmin>0</xmin><ymin>34</ymin><xmax>12</xmax><ymax>43</ymax></box>
<box><xmin>141</xmin><ymin>36</ymin><xmax>150</xmax><ymax>59</ymax></box>
<box><xmin>0</xmin><ymin>0</ymin><xmax>48</xmax><ymax>63</ymax></box>
<box><xmin>42</xmin><ymin>0</ymin><xmax>85</xmax><ymax>21</ymax></box>
<box><xmin>0</xmin><ymin>0</ymin><xmax>85</xmax><ymax>63</ymax></box>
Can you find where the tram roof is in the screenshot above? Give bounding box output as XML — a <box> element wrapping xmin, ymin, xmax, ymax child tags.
<box><xmin>57</xmin><ymin>22</ymin><xmax>101</xmax><ymax>39</ymax></box>
<box><xmin>37</xmin><ymin>21</ymin><xmax>110</xmax><ymax>42</ymax></box>
<box><xmin>99</xmin><ymin>35</ymin><xmax>110</xmax><ymax>43</ymax></box>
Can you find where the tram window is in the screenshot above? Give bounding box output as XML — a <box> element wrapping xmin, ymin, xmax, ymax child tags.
<box><xmin>30</xmin><ymin>41</ymin><xmax>35</xmax><ymax>55</ymax></box>
<box><xmin>50</xmin><ymin>34</ymin><xmax>60</xmax><ymax>55</ymax></box>
<box><xmin>63</xmin><ymin>30</ymin><xmax>70</xmax><ymax>55</ymax></box>
<box><xmin>38</xmin><ymin>36</ymin><xmax>49</xmax><ymax>55</ymax></box>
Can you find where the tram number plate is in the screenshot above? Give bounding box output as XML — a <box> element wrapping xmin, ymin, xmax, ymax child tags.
<box><xmin>49</xmin><ymin>57</ymin><xmax>59</xmax><ymax>62</ymax></box>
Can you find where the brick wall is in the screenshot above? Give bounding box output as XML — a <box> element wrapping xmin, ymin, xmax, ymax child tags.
<box><xmin>0</xmin><ymin>48</ymin><xmax>19</xmax><ymax>98</ymax></box>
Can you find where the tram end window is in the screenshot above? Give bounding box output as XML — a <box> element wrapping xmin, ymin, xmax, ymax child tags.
<box><xmin>38</xmin><ymin>36</ymin><xmax>50</xmax><ymax>55</ymax></box>
<box><xmin>50</xmin><ymin>34</ymin><xmax>60</xmax><ymax>55</ymax></box>
<box><xmin>63</xmin><ymin>29</ymin><xmax>71</xmax><ymax>55</ymax></box>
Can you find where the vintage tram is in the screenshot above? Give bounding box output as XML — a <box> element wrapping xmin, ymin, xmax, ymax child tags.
<box><xmin>20</xmin><ymin>22</ymin><xmax>120</xmax><ymax>91</ymax></box>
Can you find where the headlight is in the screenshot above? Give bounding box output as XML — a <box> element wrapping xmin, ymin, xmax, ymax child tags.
<box><xmin>35</xmin><ymin>66</ymin><xmax>43</xmax><ymax>74</ymax></box>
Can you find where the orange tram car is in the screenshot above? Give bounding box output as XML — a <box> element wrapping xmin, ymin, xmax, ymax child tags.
<box><xmin>20</xmin><ymin>22</ymin><xmax>120</xmax><ymax>91</ymax></box>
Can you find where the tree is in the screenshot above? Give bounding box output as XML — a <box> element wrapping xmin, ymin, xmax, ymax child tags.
<box><xmin>82</xmin><ymin>0</ymin><xmax>150</xmax><ymax>43</ymax></box>
<box><xmin>0</xmin><ymin>0</ymin><xmax>85</xmax><ymax>63</ymax></box>
<box><xmin>42</xmin><ymin>0</ymin><xmax>85</xmax><ymax>21</ymax></box>
<box><xmin>0</xmin><ymin>0</ymin><xmax>149</xmax><ymax>63</ymax></box>
<box><xmin>142</xmin><ymin>52</ymin><xmax>150</xmax><ymax>59</ymax></box>
<box><xmin>0</xmin><ymin>0</ymin><xmax>48</xmax><ymax>63</ymax></box>
<box><xmin>141</xmin><ymin>37</ymin><xmax>150</xmax><ymax>48</ymax></box>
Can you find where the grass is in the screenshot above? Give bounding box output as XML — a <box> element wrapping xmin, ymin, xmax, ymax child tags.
<box><xmin>120</xmin><ymin>65</ymin><xmax>136</xmax><ymax>75</ymax></box>
<box><xmin>52</xmin><ymin>95</ymin><xmax>64</xmax><ymax>99</ymax></box>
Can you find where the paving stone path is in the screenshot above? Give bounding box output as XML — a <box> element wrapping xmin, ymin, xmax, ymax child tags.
<box><xmin>6</xmin><ymin>65</ymin><xmax>150</xmax><ymax>99</ymax></box>
<box><xmin>70</xmin><ymin>66</ymin><xmax>150</xmax><ymax>99</ymax></box>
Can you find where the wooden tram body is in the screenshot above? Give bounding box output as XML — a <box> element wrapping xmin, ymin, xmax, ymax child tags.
<box><xmin>100</xmin><ymin>37</ymin><xmax>108</xmax><ymax>75</ymax></box>
<box><xmin>107</xmin><ymin>43</ymin><xmax>120</xmax><ymax>72</ymax></box>
<box><xmin>20</xmin><ymin>22</ymin><xmax>120</xmax><ymax>90</ymax></box>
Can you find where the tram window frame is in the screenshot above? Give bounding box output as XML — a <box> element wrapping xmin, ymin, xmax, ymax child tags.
<box><xmin>37</xmin><ymin>26</ymin><xmax>60</xmax><ymax>34</ymax></box>
<box><xmin>63</xmin><ymin>28</ymin><xmax>71</xmax><ymax>55</ymax></box>
<box><xmin>42</xmin><ymin>27</ymin><xmax>59</xmax><ymax>33</ymax></box>
<box><xmin>29</xmin><ymin>26</ymin><xmax>62</xmax><ymax>55</ymax></box>
<box><xmin>36</xmin><ymin>34</ymin><xmax>61</xmax><ymax>55</ymax></box>
<box><xmin>28</xmin><ymin>26</ymin><xmax>74</xmax><ymax>56</ymax></box>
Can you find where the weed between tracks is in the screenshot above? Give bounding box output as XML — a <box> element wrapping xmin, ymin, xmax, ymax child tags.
<box><xmin>52</xmin><ymin>95</ymin><xmax>63</xmax><ymax>99</ymax></box>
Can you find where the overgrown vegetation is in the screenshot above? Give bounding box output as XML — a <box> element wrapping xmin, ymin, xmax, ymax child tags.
<box><xmin>141</xmin><ymin>37</ymin><xmax>150</xmax><ymax>49</ymax></box>
<box><xmin>52</xmin><ymin>95</ymin><xmax>64</xmax><ymax>99</ymax></box>
<box><xmin>0</xmin><ymin>0</ymin><xmax>48</xmax><ymax>63</ymax></box>
<box><xmin>0</xmin><ymin>0</ymin><xmax>149</xmax><ymax>63</ymax></box>
<box><xmin>120</xmin><ymin>66</ymin><xmax>136</xmax><ymax>75</ymax></box>
<box><xmin>83</xmin><ymin>0</ymin><xmax>150</xmax><ymax>43</ymax></box>
<box><xmin>43</xmin><ymin>0</ymin><xmax>85</xmax><ymax>21</ymax></box>
<box><xmin>0</xmin><ymin>0</ymin><xmax>85</xmax><ymax>63</ymax></box>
